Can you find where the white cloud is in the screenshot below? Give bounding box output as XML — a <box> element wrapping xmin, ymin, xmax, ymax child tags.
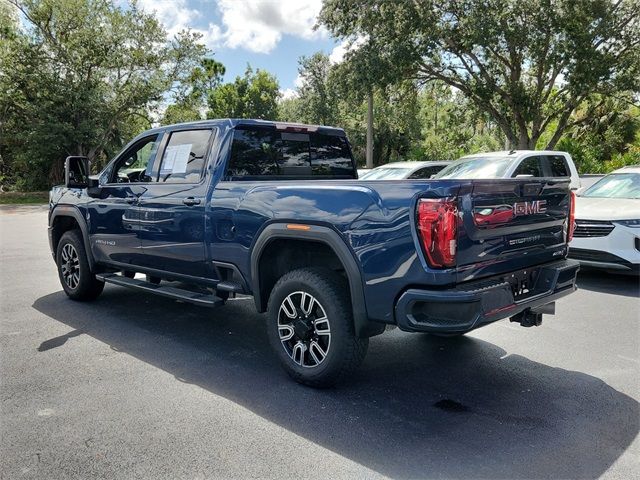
<box><xmin>137</xmin><ymin>0</ymin><xmax>222</xmax><ymax>49</ymax></box>
<box><xmin>136</xmin><ymin>0</ymin><xmax>327</xmax><ymax>54</ymax></box>
<box><xmin>216</xmin><ymin>0</ymin><xmax>326</xmax><ymax>54</ymax></box>
<box><xmin>293</xmin><ymin>73</ymin><xmax>305</xmax><ymax>89</ymax></box>
<box><xmin>329</xmin><ymin>42</ymin><xmax>348</xmax><ymax>64</ymax></box>
<box><xmin>280</xmin><ymin>88</ymin><xmax>299</xmax><ymax>100</ymax></box>
<box><xmin>329</xmin><ymin>36</ymin><xmax>367</xmax><ymax>64</ymax></box>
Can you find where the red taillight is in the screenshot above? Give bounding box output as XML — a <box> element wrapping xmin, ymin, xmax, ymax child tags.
<box><xmin>568</xmin><ymin>191</ymin><xmax>576</xmax><ymax>242</ymax></box>
<box><xmin>417</xmin><ymin>198</ymin><xmax>458</xmax><ymax>268</ymax></box>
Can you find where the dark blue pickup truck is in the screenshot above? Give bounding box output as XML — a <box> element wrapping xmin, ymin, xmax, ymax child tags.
<box><xmin>49</xmin><ymin>119</ymin><xmax>579</xmax><ymax>386</ymax></box>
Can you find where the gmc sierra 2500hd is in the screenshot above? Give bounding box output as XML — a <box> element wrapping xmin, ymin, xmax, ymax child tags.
<box><xmin>49</xmin><ymin>119</ymin><xmax>579</xmax><ymax>387</ymax></box>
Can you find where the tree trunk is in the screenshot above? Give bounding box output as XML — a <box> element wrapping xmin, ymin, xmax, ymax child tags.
<box><xmin>366</xmin><ymin>92</ymin><xmax>374</xmax><ymax>169</ymax></box>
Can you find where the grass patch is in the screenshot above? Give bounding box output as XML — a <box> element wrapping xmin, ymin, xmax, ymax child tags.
<box><xmin>0</xmin><ymin>191</ymin><xmax>49</xmax><ymax>204</ymax></box>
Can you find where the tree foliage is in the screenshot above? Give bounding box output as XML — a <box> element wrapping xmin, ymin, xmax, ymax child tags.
<box><xmin>207</xmin><ymin>66</ymin><xmax>280</xmax><ymax>120</ymax></box>
<box><xmin>0</xmin><ymin>0</ymin><xmax>206</xmax><ymax>189</ymax></box>
<box><xmin>162</xmin><ymin>58</ymin><xmax>226</xmax><ymax>125</ymax></box>
<box><xmin>279</xmin><ymin>52</ymin><xmax>504</xmax><ymax>166</ymax></box>
<box><xmin>1</xmin><ymin>0</ymin><xmax>638</xmax><ymax>190</ymax></box>
<box><xmin>319</xmin><ymin>0</ymin><xmax>640</xmax><ymax>149</ymax></box>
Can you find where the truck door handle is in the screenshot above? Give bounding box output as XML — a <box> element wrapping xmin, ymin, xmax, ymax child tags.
<box><xmin>183</xmin><ymin>197</ymin><xmax>201</xmax><ymax>206</ymax></box>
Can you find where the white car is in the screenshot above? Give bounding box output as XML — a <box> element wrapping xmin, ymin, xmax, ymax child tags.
<box><xmin>435</xmin><ymin>150</ymin><xmax>581</xmax><ymax>190</ymax></box>
<box><xmin>359</xmin><ymin>161</ymin><xmax>451</xmax><ymax>180</ymax></box>
<box><xmin>569</xmin><ymin>166</ymin><xmax>640</xmax><ymax>274</ymax></box>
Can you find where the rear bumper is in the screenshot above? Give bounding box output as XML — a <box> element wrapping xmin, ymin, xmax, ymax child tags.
<box><xmin>394</xmin><ymin>259</ymin><xmax>579</xmax><ymax>333</ymax></box>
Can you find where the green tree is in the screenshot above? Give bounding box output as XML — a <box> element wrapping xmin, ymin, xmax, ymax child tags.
<box><xmin>207</xmin><ymin>66</ymin><xmax>280</xmax><ymax>119</ymax></box>
<box><xmin>277</xmin><ymin>96</ymin><xmax>304</xmax><ymax>123</ymax></box>
<box><xmin>162</xmin><ymin>57</ymin><xmax>226</xmax><ymax>125</ymax></box>
<box><xmin>554</xmin><ymin>96</ymin><xmax>640</xmax><ymax>173</ymax></box>
<box><xmin>296</xmin><ymin>53</ymin><xmax>339</xmax><ymax>125</ymax></box>
<box><xmin>319</xmin><ymin>0</ymin><xmax>640</xmax><ymax>150</ymax></box>
<box><xmin>0</xmin><ymin>0</ymin><xmax>206</xmax><ymax>190</ymax></box>
<box><xmin>416</xmin><ymin>83</ymin><xmax>503</xmax><ymax>160</ymax></box>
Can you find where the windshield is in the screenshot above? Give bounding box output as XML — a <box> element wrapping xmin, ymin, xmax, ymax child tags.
<box><xmin>360</xmin><ymin>168</ymin><xmax>413</xmax><ymax>180</ymax></box>
<box><xmin>582</xmin><ymin>173</ymin><xmax>640</xmax><ymax>199</ymax></box>
<box><xmin>434</xmin><ymin>156</ymin><xmax>513</xmax><ymax>179</ymax></box>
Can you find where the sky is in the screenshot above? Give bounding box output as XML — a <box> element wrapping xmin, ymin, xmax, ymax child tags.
<box><xmin>135</xmin><ymin>0</ymin><xmax>347</xmax><ymax>97</ymax></box>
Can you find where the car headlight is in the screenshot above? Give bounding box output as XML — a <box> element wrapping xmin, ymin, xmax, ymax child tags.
<box><xmin>615</xmin><ymin>219</ymin><xmax>640</xmax><ymax>228</ymax></box>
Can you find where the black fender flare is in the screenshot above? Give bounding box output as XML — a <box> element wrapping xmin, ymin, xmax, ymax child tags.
<box><xmin>250</xmin><ymin>223</ymin><xmax>384</xmax><ymax>338</ymax></box>
<box><xmin>49</xmin><ymin>205</ymin><xmax>96</xmax><ymax>270</ymax></box>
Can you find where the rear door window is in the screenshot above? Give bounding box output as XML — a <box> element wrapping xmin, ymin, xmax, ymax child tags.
<box><xmin>513</xmin><ymin>156</ymin><xmax>544</xmax><ymax>178</ymax></box>
<box><xmin>158</xmin><ymin>129</ymin><xmax>214</xmax><ymax>183</ymax></box>
<box><xmin>226</xmin><ymin>127</ymin><xmax>355</xmax><ymax>179</ymax></box>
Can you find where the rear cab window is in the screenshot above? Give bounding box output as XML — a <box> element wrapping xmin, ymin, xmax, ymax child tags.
<box><xmin>547</xmin><ymin>155</ymin><xmax>570</xmax><ymax>177</ymax></box>
<box><xmin>513</xmin><ymin>156</ymin><xmax>544</xmax><ymax>178</ymax></box>
<box><xmin>225</xmin><ymin>126</ymin><xmax>356</xmax><ymax>180</ymax></box>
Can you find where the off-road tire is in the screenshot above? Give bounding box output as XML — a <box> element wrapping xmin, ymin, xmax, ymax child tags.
<box><xmin>267</xmin><ymin>267</ymin><xmax>368</xmax><ymax>388</ymax></box>
<box><xmin>56</xmin><ymin>230</ymin><xmax>104</xmax><ymax>301</ymax></box>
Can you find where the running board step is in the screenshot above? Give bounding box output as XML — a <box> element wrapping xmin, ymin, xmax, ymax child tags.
<box><xmin>215</xmin><ymin>280</ymin><xmax>244</xmax><ymax>293</ymax></box>
<box><xmin>96</xmin><ymin>274</ymin><xmax>224</xmax><ymax>307</ymax></box>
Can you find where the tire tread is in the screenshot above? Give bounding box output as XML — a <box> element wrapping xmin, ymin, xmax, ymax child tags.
<box><xmin>267</xmin><ymin>267</ymin><xmax>368</xmax><ymax>388</ymax></box>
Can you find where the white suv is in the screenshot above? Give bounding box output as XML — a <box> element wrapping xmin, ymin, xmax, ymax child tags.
<box><xmin>435</xmin><ymin>150</ymin><xmax>581</xmax><ymax>190</ymax></box>
<box><xmin>569</xmin><ymin>166</ymin><xmax>640</xmax><ymax>274</ymax></box>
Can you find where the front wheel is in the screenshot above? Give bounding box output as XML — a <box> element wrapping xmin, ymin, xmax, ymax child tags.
<box><xmin>267</xmin><ymin>268</ymin><xmax>368</xmax><ymax>388</ymax></box>
<box><xmin>56</xmin><ymin>230</ymin><xmax>104</xmax><ymax>301</ymax></box>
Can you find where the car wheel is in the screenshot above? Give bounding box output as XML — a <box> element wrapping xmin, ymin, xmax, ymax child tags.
<box><xmin>56</xmin><ymin>230</ymin><xmax>104</xmax><ymax>301</ymax></box>
<box><xmin>267</xmin><ymin>267</ymin><xmax>368</xmax><ymax>388</ymax></box>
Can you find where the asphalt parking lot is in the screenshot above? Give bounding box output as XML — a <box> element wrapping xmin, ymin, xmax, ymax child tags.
<box><xmin>1</xmin><ymin>205</ymin><xmax>638</xmax><ymax>479</ymax></box>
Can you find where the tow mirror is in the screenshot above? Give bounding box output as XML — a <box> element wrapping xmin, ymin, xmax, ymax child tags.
<box><xmin>65</xmin><ymin>156</ymin><xmax>90</xmax><ymax>188</ymax></box>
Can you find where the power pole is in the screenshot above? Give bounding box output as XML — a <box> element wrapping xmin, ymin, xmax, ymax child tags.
<box><xmin>366</xmin><ymin>91</ymin><xmax>374</xmax><ymax>168</ymax></box>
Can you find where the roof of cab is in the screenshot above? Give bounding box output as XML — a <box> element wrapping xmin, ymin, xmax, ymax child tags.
<box><xmin>371</xmin><ymin>161</ymin><xmax>451</xmax><ymax>169</ymax></box>
<box><xmin>144</xmin><ymin>118</ymin><xmax>346</xmax><ymax>136</ymax></box>
<box><xmin>460</xmin><ymin>150</ymin><xmax>570</xmax><ymax>159</ymax></box>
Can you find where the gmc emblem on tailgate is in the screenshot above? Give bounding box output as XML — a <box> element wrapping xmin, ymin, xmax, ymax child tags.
<box><xmin>513</xmin><ymin>200</ymin><xmax>547</xmax><ymax>216</ymax></box>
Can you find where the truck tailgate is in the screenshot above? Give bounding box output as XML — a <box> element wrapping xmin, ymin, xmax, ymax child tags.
<box><xmin>456</xmin><ymin>179</ymin><xmax>571</xmax><ymax>282</ymax></box>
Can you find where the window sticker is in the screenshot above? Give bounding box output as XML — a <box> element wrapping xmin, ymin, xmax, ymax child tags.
<box><xmin>161</xmin><ymin>143</ymin><xmax>192</xmax><ymax>174</ymax></box>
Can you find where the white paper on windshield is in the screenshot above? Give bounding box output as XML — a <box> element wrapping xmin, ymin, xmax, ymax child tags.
<box><xmin>161</xmin><ymin>143</ymin><xmax>192</xmax><ymax>174</ymax></box>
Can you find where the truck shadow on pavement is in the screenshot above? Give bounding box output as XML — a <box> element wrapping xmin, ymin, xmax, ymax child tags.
<box><xmin>576</xmin><ymin>269</ymin><xmax>640</xmax><ymax>298</ymax></box>
<box><xmin>33</xmin><ymin>288</ymin><xmax>639</xmax><ymax>479</ymax></box>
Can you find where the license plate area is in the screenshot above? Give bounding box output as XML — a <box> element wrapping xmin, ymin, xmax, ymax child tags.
<box><xmin>506</xmin><ymin>268</ymin><xmax>540</xmax><ymax>301</ymax></box>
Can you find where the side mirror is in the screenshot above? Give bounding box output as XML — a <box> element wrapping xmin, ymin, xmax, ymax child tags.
<box><xmin>65</xmin><ymin>156</ymin><xmax>90</xmax><ymax>188</ymax></box>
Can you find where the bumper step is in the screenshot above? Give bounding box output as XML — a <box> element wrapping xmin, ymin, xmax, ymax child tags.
<box><xmin>96</xmin><ymin>273</ymin><xmax>224</xmax><ymax>307</ymax></box>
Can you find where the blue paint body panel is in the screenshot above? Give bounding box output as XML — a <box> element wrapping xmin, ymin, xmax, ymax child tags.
<box><xmin>49</xmin><ymin>119</ymin><xmax>577</xmax><ymax>330</ymax></box>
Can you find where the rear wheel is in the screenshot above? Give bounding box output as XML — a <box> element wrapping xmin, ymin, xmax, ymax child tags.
<box><xmin>267</xmin><ymin>268</ymin><xmax>368</xmax><ymax>388</ymax></box>
<box><xmin>56</xmin><ymin>230</ymin><xmax>104</xmax><ymax>301</ymax></box>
